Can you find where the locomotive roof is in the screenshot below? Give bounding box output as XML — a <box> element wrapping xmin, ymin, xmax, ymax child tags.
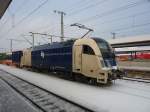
<box><xmin>92</xmin><ymin>37</ymin><xmax>109</xmax><ymax>43</ymax></box>
<box><xmin>12</xmin><ymin>50</ymin><xmax>23</xmax><ymax>53</ymax></box>
<box><xmin>32</xmin><ymin>39</ymin><xmax>75</xmax><ymax>51</ymax></box>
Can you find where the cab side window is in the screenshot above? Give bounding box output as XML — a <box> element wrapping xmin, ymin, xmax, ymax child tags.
<box><xmin>83</xmin><ymin>45</ymin><xmax>95</xmax><ymax>55</ymax></box>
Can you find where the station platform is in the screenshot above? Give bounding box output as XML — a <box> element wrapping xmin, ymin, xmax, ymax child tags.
<box><xmin>0</xmin><ymin>71</ymin><xmax>39</xmax><ymax>112</ymax></box>
<box><xmin>118</xmin><ymin>61</ymin><xmax>150</xmax><ymax>72</ymax></box>
<box><xmin>119</xmin><ymin>66</ymin><xmax>150</xmax><ymax>72</ymax></box>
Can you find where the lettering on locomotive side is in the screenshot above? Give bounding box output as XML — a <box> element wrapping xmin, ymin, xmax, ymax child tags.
<box><xmin>41</xmin><ymin>51</ymin><xmax>45</xmax><ymax>59</ymax></box>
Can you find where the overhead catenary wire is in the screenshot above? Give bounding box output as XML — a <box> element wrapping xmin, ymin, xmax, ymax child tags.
<box><xmin>0</xmin><ymin>0</ymin><xmax>28</xmax><ymax>31</ymax></box>
<box><xmin>44</xmin><ymin>0</ymin><xmax>149</xmax><ymax>34</ymax></box>
<box><xmin>0</xmin><ymin>0</ymin><xmax>50</xmax><ymax>39</ymax></box>
<box><xmin>97</xmin><ymin>21</ymin><xmax>150</xmax><ymax>36</ymax></box>
<box><xmin>16</xmin><ymin>0</ymin><xmax>49</xmax><ymax>26</ymax></box>
<box><xmin>63</xmin><ymin>0</ymin><xmax>92</xmax><ymax>12</ymax></box>
<box><xmin>43</xmin><ymin>0</ymin><xmax>109</xmax><ymax>32</ymax></box>
<box><xmin>102</xmin><ymin>10</ymin><xmax>149</xmax><ymax>24</ymax></box>
<box><xmin>87</xmin><ymin>10</ymin><xmax>150</xmax><ymax>29</ymax></box>
<box><xmin>0</xmin><ymin>0</ymin><xmax>91</xmax><ymax>36</ymax></box>
<box><xmin>33</xmin><ymin>0</ymin><xmax>105</xmax><ymax>33</ymax></box>
<box><xmin>1</xmin><ymin>0</ymin><xmax>150</xmax><ymax>43</ymax></box>
<box><xmin>67</xmin><ymin>0</ymin><xmax>110</xmax><ymax>16</ymax></box>
<box><xmin>114</xmin><ymin>22</ymin><xmax>150</xmax><ymax>32</ymax></box>
<box><xmin>74</xmin><ymin>0</ymin><xmax>148</xmax><ymax>23</ymax></box>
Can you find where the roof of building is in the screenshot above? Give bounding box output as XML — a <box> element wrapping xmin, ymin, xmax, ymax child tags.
<box><xmin>107</xmin><ymin>35</ymin><xmax>150</xmax><ymax>48</ymax></box>
<box><xmin>0</xmin><ymin>0</ymin><xmax>12</xmax><ymax>19</ymax></box>
<box><xmin>108</xmin><ymin>35</ymin><xmax>150</xmax><ymax>44</ymax></box>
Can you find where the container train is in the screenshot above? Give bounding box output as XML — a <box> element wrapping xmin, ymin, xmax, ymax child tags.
<box><xmin>12</xmin><ymin>38</ymin><xmax>123</xmax><ymax>84</ymax></box>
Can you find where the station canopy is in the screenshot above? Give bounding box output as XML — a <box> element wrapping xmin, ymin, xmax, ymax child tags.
<box><xmin>0</xmin><ymin>0</ymin><xmax>12</xmax><ymax>19</ymax></box>
<box><xmin>108</xmin><ymin>35</ymin><xmax>150</xmax><ymax>48</ymax></box>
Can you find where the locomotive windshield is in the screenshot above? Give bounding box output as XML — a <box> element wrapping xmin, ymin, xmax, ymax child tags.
<box><xmin>93</xmin><ymin>38</ymin><xmax>116</xmax><ymax>67</ymax></box>
<box><xmin>93</xmin><ymin>38</ymin><xmax>114</xmax><ymax>58</ymax></box>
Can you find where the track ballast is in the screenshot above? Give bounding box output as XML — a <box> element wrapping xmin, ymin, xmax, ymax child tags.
<box><xmin>0</xmin><ymin>70</ymin><xmax>92</xmax><ymax>112</ymax></box>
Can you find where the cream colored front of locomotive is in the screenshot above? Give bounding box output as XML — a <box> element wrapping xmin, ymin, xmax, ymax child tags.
<box><xmin>20</xmin><ymin>48</ymin><xmax>32</xmax><ymax>67</ymax></box>
<box><xmin>73</xmin><ymin>38</ymin><xmax>112</xmax><ymax>84</ymax></box>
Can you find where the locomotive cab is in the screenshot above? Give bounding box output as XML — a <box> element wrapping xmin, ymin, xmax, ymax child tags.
<box><xmin>73</xmin><ymin>38</ymin><xmax>122</xmax><ymax>84</ymax></box>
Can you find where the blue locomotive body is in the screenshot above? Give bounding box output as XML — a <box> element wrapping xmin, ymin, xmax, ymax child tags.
<box><xmin>12</xmin><ymin>50</ymin><xmax>23</xmax><ymax>66</ymax></box>
<box><xmin>31</xmin><ymin>41</ymin><xmax>74</xmax><ymax>72</ymax></box>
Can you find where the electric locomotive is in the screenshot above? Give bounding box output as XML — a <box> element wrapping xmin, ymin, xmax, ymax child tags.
<box><xmin>12</xmin><ymin>37</ymin><xmax>123</xmax><ymax>84</ymax></box>
<box><xmin>30</xmin><ymin>37</ymin><xmax>122</xmax><ymax>84</ymax></box>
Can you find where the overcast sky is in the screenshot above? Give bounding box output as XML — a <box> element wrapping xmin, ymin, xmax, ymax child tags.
<box><xmin>0</xmin><ymin>0</ymin><xmax>150</xmax><ymax>52</ymax></box>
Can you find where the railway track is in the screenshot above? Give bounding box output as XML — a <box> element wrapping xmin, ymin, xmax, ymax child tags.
<box><xmin>0</xmin><ymin>70</ymin><xmax>92</xmax><ymax>112</ymax></box>
<box><xmin>123</xmin><ymin>77</ymin><xmax>150</xmax><ymax>83</ymax></box>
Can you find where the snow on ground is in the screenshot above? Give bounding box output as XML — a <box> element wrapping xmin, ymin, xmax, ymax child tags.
<box><xmin>0</xmin><ymin>64</ymin><xmax>150</xmax><ymax>112</ymax></box>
